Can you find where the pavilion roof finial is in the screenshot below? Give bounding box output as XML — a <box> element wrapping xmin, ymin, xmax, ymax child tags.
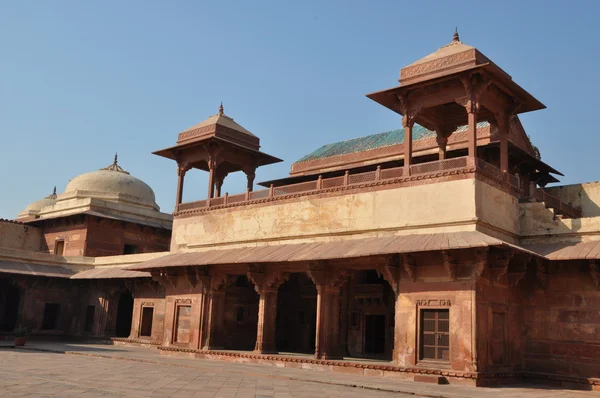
<box><xmin>453</xmin><ymin>27</ymin><xmax>460</xmax><ymax>43</ymax></box>
<box><xmin>46</xmin><ymin>186</ymin><xmax>57</xmax><ymax>200</ymax></box>
<box><xmin>219</xmin><ymin>102</ymin><xmax>224</xmax><ymax>115</ymax></box>
<box><xmin>101</xmin><ymin>152</ymin><xmax>130</xmax><ymax>174</ymax></box>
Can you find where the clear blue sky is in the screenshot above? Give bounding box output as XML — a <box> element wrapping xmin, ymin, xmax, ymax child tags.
<box><xmin>1</xmin><ymin>1</ymin><xmax>599</xmax><ymax>219</ymax></box>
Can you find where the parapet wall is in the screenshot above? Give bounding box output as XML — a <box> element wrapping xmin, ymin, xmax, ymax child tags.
<box><xmin>545</xmin><ymin>181</ymin><xmax>600</xmax><ymax>218</ymax></box>
<box><xmin>171</xmin><ymin>179</ymin><xmax>481</xmax><ymax>251</ymax></box>
<box><xmin>0</xmin><ymin>220</ymin><xmax>42</xmax><ymax>251</ymax></box>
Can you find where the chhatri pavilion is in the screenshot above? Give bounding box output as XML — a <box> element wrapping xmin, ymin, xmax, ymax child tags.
<box><xmin>1</xmin><ymin>33</ymin><xmax>599</xmax><ymax>390</ymax></box>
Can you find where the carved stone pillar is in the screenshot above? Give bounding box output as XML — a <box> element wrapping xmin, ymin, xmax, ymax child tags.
<box><xmin>402</xmin><ymin>115</ymin><xmax>415</xmax><ymax>176</ymax></box>
<box><xmin>496</xmin><ymin>113</ymin><xmax>510</xmax><ymax>173</ymax></box>
<box><xmin>207</xmin><ymin>157</ymin><xmax>217</xmax><ymax>200</ymax></box>
<box><xmin>308</xmin><ymin>266</ymin><xmax>351</xmax><ymax>360</ymax></box>
<box><xmin>176</xmin><ymin>163</ymin><xmax>190</xmax><ymax>207</ymax></box>
<box><xmin>436</xmin><ymin>135</ymin><xmax>448</xmax><ymax>160</ymax></box>
<box><xmin>243</xmin><ymin>166</ymin><xmax>257</xmax><ymax>192</ymax></box>
<box><xmin>459</xmin><ymin>75</ymin><xmax>486</xmax><ymax>162</ymax></box>
<box><xmin>202</xmin><ymin>272</ymin><xmax>230</xmax><ymax>350</ymax></box>
<box><xmin>214</xmin><ymin>169</ymin><xmax>229</xmax><ymax>198</ymax></box>
<box><xmin>247</xmin><ymin>268</ymin><xmax>289</xmax><ymax>354</ymax></box>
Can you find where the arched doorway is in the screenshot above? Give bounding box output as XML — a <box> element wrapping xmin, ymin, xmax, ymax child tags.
<box><xmin>275</xmin><ymin>272</ymin><xmax>317</xmax><ymax>354</ymax></box>
<box><xmin>115</xmin><ymin>291</ymin><xmax>134</xmax><ymax>337</ymax></box>
<box><xmin>0</xmin><ymin>282</ymin><xmax>20</xmax><ymax>332</ymax></box>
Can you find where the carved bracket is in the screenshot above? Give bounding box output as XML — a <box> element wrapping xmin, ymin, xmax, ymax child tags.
<box><xmin>441</xmin><ymin>250</ymin><xmax>458</xmax><ymax>281</ymax></box>
<box><xmin>401</xmin><ymin>253</ymin><xmax>417</xmax><ymax>282</ymax></box>
<box><xmin>472</xmin><ymin>247</ymin><xmax>489</xmax><ymax>280</ymax></box>
<box><xmin>489</xmin><ymin>250</ymin><xmax>514</xmax><ymax>285</ymax></box>
<box><xmin>376</xmin><ymin>255</ymin><xmax>400</xmax><ymax>294</ymax></box>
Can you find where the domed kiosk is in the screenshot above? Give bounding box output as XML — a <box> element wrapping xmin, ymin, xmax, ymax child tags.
<box><xmin>63</xmin><ymin>154</ymin><xmax>160</xmax><ymax>211</ymax></box>
<box><xmin>17</xmin><ymin>155</ymin><xmax>172</xmax><ymax>257</ymax></box>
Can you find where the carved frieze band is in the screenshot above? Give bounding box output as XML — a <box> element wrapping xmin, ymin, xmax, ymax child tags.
<box><xmin>141</xmin><ymin>301</ymin><xmax>154</xmax><ymax>306</ymax></box>
<box><xmin>417</xmin><ymin>299</ymin><xmax>451</xmax><ymax>307</ymax></box>
<box><xmin>175</xmin><ymin>298</ymin><xmax>192</xmax><ymax>304</ymax></box>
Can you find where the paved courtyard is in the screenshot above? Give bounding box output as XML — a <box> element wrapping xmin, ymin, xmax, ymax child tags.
<box><xmin>0</xmin><ymin>342</ymin><xmax>596</xmax><ymax>397</ymax></box>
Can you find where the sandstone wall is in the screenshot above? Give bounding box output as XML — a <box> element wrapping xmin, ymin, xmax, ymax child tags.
<box><xmin>521</xmin><ymin>267</ymin><xmax>600</xmax><ymax>381</ymax></box>
<box><xmin>172</xmin><ymin>179</ymin><xmax>479</xmax><ymax>251</ymax></box>
<box><xmin>0</xmin><ymin>221</ymin><xmax>42</xmax><ymax>251</ymax></box>
<box><xmin>546</xmin><ymin>181</ymin><xmax>600</xmax><ymax>217</ymax></box>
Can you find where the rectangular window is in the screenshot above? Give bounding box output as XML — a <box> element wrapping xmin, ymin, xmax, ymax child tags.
<box><xmin>420</xmin><ymin>309</ymin><xmax>450</xmax><ymax>361</ymax></box>
<box><xmin>41</xmin><ymin>303</ymin><xmax>60</xmax><ymax>330</ymax></box>
<box><xmin>140</xmin><ymin>307</ymin><xmax>154</xmax><ymax>337</ymax></box>
<box><xmin>174</xmin><ymin>305</ymin><xmax>192</xmax><ymax>344</ymax></box>
<box><xmin>84</xmin><ymin>305</ymin><xmax>95</xmax><ymax>333</ymax></box>
<box><xmin>54</xmin><ymin>240</ymin><xmax>65</xmax><ymax>255</ymax></box>
<box><xmin>123</xmin><ymin>244</ymin><xmax>138</xmax><ymax>255</ymax></box>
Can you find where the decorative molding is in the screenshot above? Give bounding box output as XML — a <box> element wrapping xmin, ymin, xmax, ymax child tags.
<box><xmin>141</xmin><ymin>301</ymin><xmax>154</xmax><ymax>306</ymax></box>
<box><xmin>401</xmin><ymin>49</ymin><xmax>476</xmax><ymax>81</ymax></box>
<box><xmin>416</xmin><ymin>299</ymin><xmax>452</xmax><ymax>307</ymax></box>
<box><xmin>175</xmin><ymin>298</ymin><xmax>192</xmax><ymax>304</ymax></box>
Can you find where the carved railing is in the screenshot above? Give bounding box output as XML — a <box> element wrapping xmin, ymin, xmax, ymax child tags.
<box><xmin>533</xmin><ymin>188</ymin><xmax>582</xmax><ymax>219</ymax></box>
<box><xmin>175</xmin><ymin>156</ymin><xmax>537</xmax><ymax>215</ymax></box>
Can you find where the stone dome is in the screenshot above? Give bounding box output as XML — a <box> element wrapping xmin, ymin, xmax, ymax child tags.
<box><xmin>64</xmin><ymin>155</ymin><xmax>159</xmax><ymax>210</ymax></box>
<box><xmin>18</xmin><ymin>187</ymin><xmax>58</xmax><ymax>218</ymax></box>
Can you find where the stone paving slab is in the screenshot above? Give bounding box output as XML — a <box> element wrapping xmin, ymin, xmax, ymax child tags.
<box><xmin>4</xmin><ymin>341</ymin><xmax>597</xmax><ymax>398</ymax></box>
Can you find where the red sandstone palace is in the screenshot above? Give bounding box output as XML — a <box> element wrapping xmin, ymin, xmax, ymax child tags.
<box><xmin>1</xmin><ymin>33</ymin><xmax>599</xmax><ymax>390</ymax></box>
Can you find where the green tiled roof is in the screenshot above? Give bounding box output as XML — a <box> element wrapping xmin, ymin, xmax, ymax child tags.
<box><xmin>295</xmin><ymin>122</ymin><xmax>489</xmax><ymax>164</ymax></box>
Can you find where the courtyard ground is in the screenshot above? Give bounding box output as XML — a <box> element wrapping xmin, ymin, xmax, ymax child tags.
<box><xmin>0</xmin><ymin>341</ymin><xmax>596</xmax><ymax>397</ymax></box>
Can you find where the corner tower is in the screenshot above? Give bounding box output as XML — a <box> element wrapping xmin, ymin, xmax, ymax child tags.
<box><xmin>153</xmin><ymin>104</ymin><xmax>282</xmax><ymax>210</ymax></box>
<box><xmin>366</xmin><ymin>31</ymin><xmax>545</xmax><ymax>176</ymax></box>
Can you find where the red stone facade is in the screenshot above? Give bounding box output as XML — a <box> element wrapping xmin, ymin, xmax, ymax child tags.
<box><xmin>38</xmin><ymin>215</ymin><xmax>170</xmax><ymax>257</ymax></box>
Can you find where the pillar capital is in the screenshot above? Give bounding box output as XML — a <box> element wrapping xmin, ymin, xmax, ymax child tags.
<box><xmin>177</xmin><ymin>162</ymin><xmax>191</xmax><ymax>176</ymax></box>
<box><xmin>247</xmin><ymin>267</ymin><xmax>289</xmax><ymax>295</ymax></box>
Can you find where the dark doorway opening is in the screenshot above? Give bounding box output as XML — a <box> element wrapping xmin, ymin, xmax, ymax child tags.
<box><xmin>41</xmin><ymin>303</ymin><xmax>60</xmax><ymax>330</ymax></box>
<box><xmin>364</xmin><ymin>315</ymin><xmax>386</xmax><ymax>355</ymax></box>
<box><xmin>223</xmin><ymin>275</ymin><xmax>258</xmax><ymax>350</ymax></box>
<box><xmin>115</xmin><ymin>291</ymin><xmax>134</xmax><ymax>337</ymax></box>
<box><xmin>140</xmin><ymin>307</ymin><xmax>154</xmax><ymax>337</ymax></box>
<box><xmin>275</xmin><ymin>273</ymin><xmax>317</xmax><ymax>354</ymax></box>
<box><xmin>1</xmin><ymin>284</ymin><xmax>20</xmax><ymax>332</ymax></box>
<box><xmin>84</xmin><ymin>305</ymin><xmax>95</xmax><ymax>333</ymax></box>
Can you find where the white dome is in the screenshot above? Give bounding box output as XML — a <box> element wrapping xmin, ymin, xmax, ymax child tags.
<box><xmin>64</xmin><ymin>156</ymin><xmax>159</xmax><ymax>210</ymax></box>
<box><xmin>23</xmin><ymin>197</ymin><xmax>56</xmax><ymax>213</ymax></box>
<box><xmin>19</xmin><ymin>187</ymin><xmax>58</xmax><ymax>217</ymax></box>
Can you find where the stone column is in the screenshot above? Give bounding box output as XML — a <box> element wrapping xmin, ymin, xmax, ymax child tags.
<box><xmin>202</xmin><ymin>290</ymin><xmax>225</xmax><ymax>349</ymax></box>
<box><xmin>496</xmin><ymin>113</ymin><xmax>510</xmax><ymax>173</ymax></box>
<box><xmin>436</xmin><ymin>135</ymin><xmax>448</xmax><ymax>160</ymax></box>
<box><xmin>207</xmin><ymin>158</ymin><xmax>217</xmax><ymax>200</ymax></box>
<box><xmin>402</xmin><ymin>115</ymin><xmax>414</xmax><ymax>176</ymax></box>
<box><xmin>467</xmin><ymin>102</ymin><xmax>478</xmax><ymax>160</ymax></box>
<box><xmin>254</xmin><ymin>289</ymin><xmax>278</xmax><ymax>353</ymax></box>
<box><xmin>308</xmin><ymin>266</ymin><xmax>350</xmax><ymax>360</ymax></box>
<box><xmin>247</xmin><ymin>268</ymin><xmax>288</xmax><ymax>354</ymax></box>
<box><xmin>201</xmin><ymin>272</ymin><xmax>229</xmax><ymax>350</ymax></box>
<box><xmin>244</xmin><ymin>166</ymin><xmax>257</xmax><ymax>192</ymax></box>
<box><xmin>175</xmin><ymin>163</ymin><xmax>190</xmax><ymax>207</ymax></box>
